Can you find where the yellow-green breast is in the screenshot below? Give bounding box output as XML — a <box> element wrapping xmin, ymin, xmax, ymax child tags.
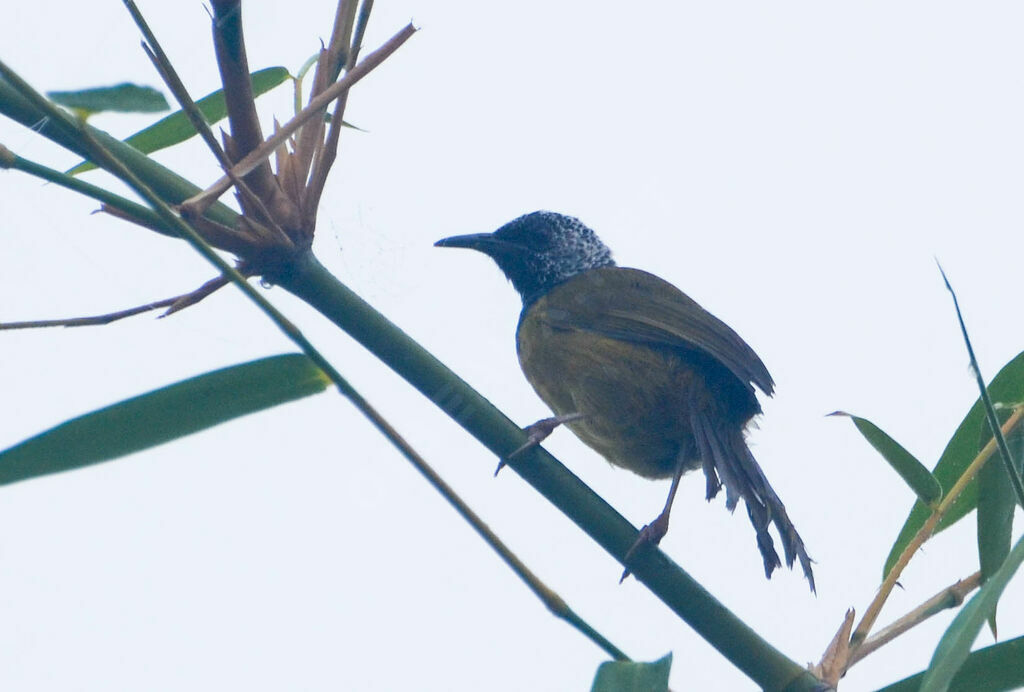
<box><xmin>516</xmin><ymin>270</ymin><xmax>755</xmax><ymax>479</ymax></box>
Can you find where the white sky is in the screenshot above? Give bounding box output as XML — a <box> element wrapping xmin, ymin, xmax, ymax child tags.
<box><xmin>2</xmin><ymin>2</ymin><xmax>1023</xmax><ymax>690</ymax></box>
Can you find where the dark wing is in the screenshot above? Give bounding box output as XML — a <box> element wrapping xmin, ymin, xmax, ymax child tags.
<box><xmin>540</xmin><ymin>267</ymin><xmax>774</xmax><ymax>396</ymax></box>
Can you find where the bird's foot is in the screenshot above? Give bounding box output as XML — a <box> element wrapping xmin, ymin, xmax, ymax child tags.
<box><xmin>494</xmin><ymin>412</ymin><xmax>585</xmax><ymax>475</ymax></box>
<box><xmin>620</xmin><ymin>512</ymin><xmax>671</xmax><ymax>583</ymax></box>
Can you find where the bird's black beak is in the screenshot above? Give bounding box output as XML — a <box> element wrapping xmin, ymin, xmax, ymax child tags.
<box><xmin>434</xmin><ymin>232</ymin><xmax>500</xmax><ymax>251</ymax></box>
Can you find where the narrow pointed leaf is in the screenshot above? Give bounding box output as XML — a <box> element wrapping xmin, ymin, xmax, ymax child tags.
<box><xmin>832</xmin><ymin>411</ymin><xmax>941</xmax><ymax>506</ymax></box>
<box><xmin>47</xmin><ymin>83</ymin><xmax>169</xmax><ymax>115</ymax></box>
<box><xmin>941</xmin><ymin>264</ymin><xmax>1024</xmax><ymax>511</ymax></box>
<box><xmin>875</xmin><ymin>635</ymin><xmax>1024</xmax><ymax>692</ymax></box>
<box><xmin>68</xmin><ymin>67</ymin><xmax>290</xmax><ymax>174</ymax></box>
<box><xmin>883</xmin><ymin>350</ymin><xmax>1024</xmax><ymax>579</ymax></box>
<box><xmin>0</xmin><ymin>354</ymin><xmax>329</xmax><ymax>486</ymax></box>
<box><xmin>591</xmin><ymin>654</ymin><xmax>671</xmax><ymax>692</ymax></box>
<box><xmin>976</xmin><ymin>409</ymin><xmax>1021</xmax><ymax>636</ymax></box>
<box><xmin>918</xmin><ymin>533</ymin><xmax>1024</xmax><ymax>692</ymax></box>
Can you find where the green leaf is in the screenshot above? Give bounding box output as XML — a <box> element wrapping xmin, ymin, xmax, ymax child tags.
<box><xmin>883</xmin><ymin>350</ymin><xmax>1024</xmax><ymax>579</ymax></box>
<box><xmin>68</xmin><ymin>67</ymin><xmax>290</xmax><ymax>174</ymax></box>
<box><xmin>875</xmin><ymin>635</ymin><xmax>1024</xmax><ymax>692</ymax></box>
<box><xmin>831</xmin><ymin>411</ymin><xmax>942</xmax><ymax>506</ymax></box>
<box><xmin>918</xmin><ymin>533</ymin><xmax>1024</xmax><ymax>692</ymax></box>
<box><xmin>976</xmin><ymin>408</ymin><xmax>1021</xmax><ymax>637</ymax></box>
<box><xmin>591</xmin><ymin>654</ymin><xmax>671</xmax><ymax>692</ymax></box>
<box><xmin>47</xmin><ymin>83</ymin><xmax>169</xmax><ymax>115</ymax></box>
<box><xmin>0</xmin><ymin>354</ymin><xmax>329</xmax><ymax>486</ymax></box>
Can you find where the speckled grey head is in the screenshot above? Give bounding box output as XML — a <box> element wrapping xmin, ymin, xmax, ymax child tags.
<box><xmin>435</xmin><ymin>211</ymin><xmax>615</xmax><ymax>305</ymax></box>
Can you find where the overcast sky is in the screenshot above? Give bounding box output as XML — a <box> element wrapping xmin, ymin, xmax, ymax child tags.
<box><xmin>2</xmin><ymin>2</ymin><xmax>1023</xmax><ymax>690</ymax></box>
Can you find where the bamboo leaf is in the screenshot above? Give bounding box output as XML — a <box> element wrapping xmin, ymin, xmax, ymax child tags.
<box><xmin>48</xmin><ymin>82</ymin><xmax>169</xmax><ymax>115</ymax></box>
<box><xmin>976</xmin><ymin>408</ymin><xmax>1021</xmax><ymax>637</ymax></box>
<box><xmin>0</xmin><ymin>354</ymin><xmax>329</xmax><ymax>486</ymax></box>
<box><xmin>883</xmin><ymin>351</ymin><xmax>1024</xmax><ymax>579</ymax></box>
<box><xmin>591</xmin><ymin>654</ymin><xmax>671</xmax><ymax>692</ymax></box>
<box><xmin>940</xmin><ymin>265</ymin><xmax>1024</xmax><ymax>510</ymax></box>
<box><xmin>68</xmin><ymin>66</ymin><xmax>290</xmax><ymax>174</ymax></box>
<box><xmin>917</xmin><ymin>533</ymin><xmax>1024</xmax><ymax>691</ymax></box>
<box><xmin>875</xmin><ymin>635</ymin><xmax>1024</xmax><ymax>692</ymax></box>
<box><xmin>831</xmin><ymin>411</ymin><xmax>941</xmax><ymax>506</ymax></box>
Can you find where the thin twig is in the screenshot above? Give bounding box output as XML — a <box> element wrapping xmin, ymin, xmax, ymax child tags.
<box><xmin>1</xmin><ymin>300</ymin><xmax>174</xmax><ymax>329</ymax></box>
<box><xmin>182</xmin><ymin>22</ymin><xmax>416</xmax><ymax>215</ymax></box>
<box><xmin>0</xmin><ymin>144</ymin><xmax>173</xmax><ymax>235</ymax></box>
<box><xmin>123</xmin><ymin>1</ymin><xmax>231</xmax><ymax>169</ymax></box>
<box><xmin>99</xmin><ymin>202</ymin><xmax>177</xmax><ymax>236</ymax></box>
<box><xmin>389</xmin><ymin>427</ymin><xmax>632</xmax><ymax>662</ymax></box>
<box><xmin>0</xmin><ymin>274</ymin><xmax>230</xmax><ymax>329</ymax></box>
<box><xmin>303</xmin><ymin>0</ymin><xmax>373</xmax><ymax>223</ymax></box>
<box><xmin>327</xmin><ymin>0</ymin><xmax>357</xmax><ymax>78</ymax></box>
<box><xmin>349</xmin><ymin>0</ymin><xmax>374</xmax><ymax>67</ymax></box>
<box><xmin>161</xmin><ymin>273</ymin><xmax>233</xmax><ymax>316</ymax></box>
<box><xmin>290</xmin><ymin>0</ymin><xmax>351</xmax><ymax>177</ymax></box>
<box><xmin>302</xmin><ymin>89</ymin><xmax>349</xmax><ymax>226</ymax></box>
<box><xmin>849</xmin><ymin>407</ymin><xmax>1024</xmax><ymax>649</ymax></box>
<box><xmin>846</xmin><ymin>571</ymin><xmax>982</xmax><ymax>669</ymax></box>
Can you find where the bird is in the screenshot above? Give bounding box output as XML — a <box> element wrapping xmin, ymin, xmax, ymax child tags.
<box><xmin>435</xmin><ymin>211</ymin><xmax>814</xmax><ymax>591</ymax></box>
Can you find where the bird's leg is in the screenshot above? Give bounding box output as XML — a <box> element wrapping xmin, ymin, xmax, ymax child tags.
<box><xmin>495</xmin><ymin>412</ymin><xmax>585</xmax><ymax>475</ymax></box>
<box><xmin>620</xmin><ymin>456</ymin><xmax>686</xmax><ymax>582</ymax></box>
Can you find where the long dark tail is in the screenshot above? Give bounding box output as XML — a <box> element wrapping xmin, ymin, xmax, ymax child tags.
<box><xmin>691</xmin><ymin>409</ymin><xmax>816</xmax><ymax>593</ymax></box>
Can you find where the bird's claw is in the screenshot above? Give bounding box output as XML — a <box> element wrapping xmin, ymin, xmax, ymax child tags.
<box><xmin>619</xmin><ymin>514</ymin><xmax>671</xmax><ymax>583</ymax></box>
<box><xmin>495</xmin><ymin>412</ymin><xmax>585</xmax><ymax>476</ymax></box>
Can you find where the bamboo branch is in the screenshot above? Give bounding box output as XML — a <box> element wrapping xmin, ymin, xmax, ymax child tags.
<box><xmin>208</xmin><ymin>0</ymin><xmax>276</xmax><ymax>201</ymax></box>
<box><xmin>181</xmin><ymin>22</ymin><xmax>416</xmax><ymax>215</ymax></box>
<box><xmin>124</xmin><ymin>1</ymin><xmax>292</xmax><ymax>248</ymax></box>
<box><xmin>291</xmin><ymin>0</ymin><xmax>353</xmax><ymax>177</ymax></box>
<box><xmin>847</xmin><ymin>571</ymin><xmax>982</xmax><ymax>669</ymax></box>
<box><xmin>302</xmin><ymin>0</ymin><xmax>374</xmax><ymax>225</ymax></box>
